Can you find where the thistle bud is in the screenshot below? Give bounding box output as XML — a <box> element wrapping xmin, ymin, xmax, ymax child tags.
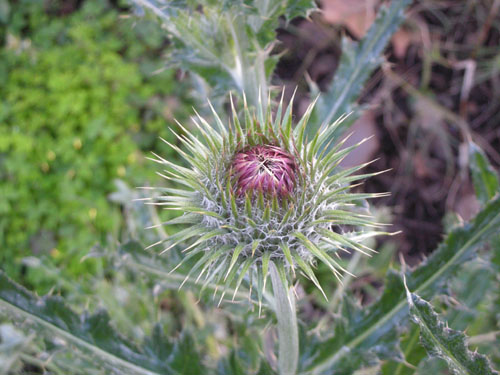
<box><xmin>145</xmin><ymin>93</ymin><xmax>388</xmax><ymax>309</ymax></box>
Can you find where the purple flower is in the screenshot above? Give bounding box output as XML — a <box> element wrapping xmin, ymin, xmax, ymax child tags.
<box><xmin>231</xmin><ymin>145</ymin><xmax>297</xmax><ymax>197</ymax></box>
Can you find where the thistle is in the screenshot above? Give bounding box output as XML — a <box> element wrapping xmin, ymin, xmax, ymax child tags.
<box><xmin>144</xmin><ymin>92</ymin><xmax>389</xmax><ymax>311</ymax></box>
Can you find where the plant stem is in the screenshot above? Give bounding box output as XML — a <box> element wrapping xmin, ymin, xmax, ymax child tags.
<box><xmin>269</xmin><ymin>262</ymin><xmax>299</xmax><ymax>375</ymax></box>
<box><xmin>226</xmin><ymin>13</ymin><xmax>268</xmax><ymax>112</ymax></box>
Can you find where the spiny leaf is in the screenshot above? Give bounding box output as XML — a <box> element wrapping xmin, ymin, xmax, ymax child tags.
<box><xmin>309</xmin><ymin>0</ymin><xmax>412</xmax><ymax>139</ymax></box>
<box><xmin>405</xmin><ymin>285</ymin><xmax>499</xmax><ymax>375</ymax></box>
<box><xmin>0</xmin><ymin>324</ymin><xmax>33</xmax><ymax>374</ymax></box>
<box><xmin>179</xmin><ymin>246</ymin><xmax>228</xmax><ymax>289</ymax></box>
<box><xmin>0</xmin><ymin>270</ymin><xmax>200</xmax><ymax>375</ymax></box>
<box><xmin>218</xmin><ymin>258</ymin><xmax>241</xmax><ymax>305</ymax></box>
<box><xmin>305</xmin><ymin>195</ymin><xmax>500</xmax><ymax>374</ymax></box>
<box><xmin>293</xmin><ymin>232</ymin><xmax>346</xmax><ymax>279</ymax></box>
<box><xmin>145</xmin><ymin>213</ymin><xmax>201</xmax><ymax>228</ymax></box>
<box><xmin>280</xmin><ymin>242</ymin><xmax>295</xmax><ymax>276</ymax></box>
<box><xmin>261</xmin><ymin>251</ymin><xmax>271</xmax><ymax>290</ymax></box>
<box><xmin>217</xmin><ymin>336</ymin><xmax>276</xmax><ymax>375</ymax></box>
<box><xmin>131</xmin><ymin>0</ymin><xmax>315</xmax><ymax>109</ymax></box>
<box><xmin>245</xmin><ymin>194</ymin><xmax>253</xmax><ymax>218</ymax></box>
<box><xmin>380</xmin><ymin>324</ymin><xmax>426</xmax><ymax>375</ymax></box>
<box><xmin>251</xmin><ymin>240</ymin><xmax>261</xmax><ymax>257</ymax></box>
<box><xmin>318</xmin><ymin>228</ymin><xmax>375</xmax><ymax>257</ymax></box>
<box><xmin>225</xmin><ymin>244</ymin><xmax>246</xmax><ymax>281</ymax></box>
<box><xmin>469</xmin><ymin>142</ymin><xmax>500</xmax><ymax>205</ymax></box>
<box><xmin>166</xmin><ymin>331</ymin><xmax>205</xmax><ymax>375</ymax></box>
<box><xmin>231</xmin><ymin>258</ymin><xmax>254</xmax><ymax>301</ymax></box>
<box><xmin>118</xmin><ymin>241</ymin><xmax>258</xmax><ymax>305</ymax></box>
<box><xmin>179</xmin><ymin>228</ymin><xmax>228</xmax><ymax>254</ymax></box>
<box><xmin>156</xmin><ymin>225</ymin><xmax>207</xmax><ymax>254</ymax></box>
<box><xmin>291</xmin><ymin>252</ymin><xmax>327</xmax><ymax>300</ymax></box>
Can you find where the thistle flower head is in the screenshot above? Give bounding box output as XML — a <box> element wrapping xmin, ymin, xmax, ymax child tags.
<box><xmin>231</xmin><ymin>145</ymin><xmax>297</xmax><ymax>197</ymax></box>
<box><xmin>145</xmin><ymin>92</ymin><xmax>389</xmax><ymax>310</ymax></box>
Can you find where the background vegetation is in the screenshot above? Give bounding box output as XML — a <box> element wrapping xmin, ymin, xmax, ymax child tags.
<box><xmin>0</xmin><ymin>0</ymin><xmax>191</xmax><ymax>291</ymax></box>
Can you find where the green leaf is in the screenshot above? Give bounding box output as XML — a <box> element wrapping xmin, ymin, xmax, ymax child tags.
<box><xmin>293</xmin><ymin>231</ymin><xmax>345</xmax><ymax>279</ymax></box>
<box><xmin>131</xmin><ymin>0</ymin><xmax>315</xmax><ymax>108</ymax></box>
<box><xmin>0</xmin><ymin>0</ymin><xmax>9</xmax><ymax>24</ymax></box>
<box><xmin>469</xmin><ymin>142</ymin><xmax>500</xmax><ymax>205</ymax></box>
<box><xmin>304</xmin><ymin>195</ymin><xmax>500</xmax><ymax>374</ymax></box>
<box><xmin>446</xmin><ymin>260</ymin><xmax>494</xmax><ymax>331</ymax></box>
<box><xmin>277</xmin><ymin>0</ymin><xmax>316</xmax><ymax>20</ymax></box>
<box><xmin>0</xmin><ymin>322</ymin><xmax>105</xmax><ymax>374</ymax></box>
<box><xmin>301</xmin><ymin>271</ymin><xmax>405</xmax><ymax>375</ymax></box>
<box><xmin>405</xmin><ymin>285</ymin><xmax>499</xmax><ymax>375</ymax></box>
<box><xmin>492</xmin><ymin>235</ymin><xmax>500</xmax><ymax>271</ymax></box>
<box><xmin>118</xmin><ymin>241</ymin><xmax>258</xmax><ymax>305</ymax></box>
<box><xmin>0</xmin><ymin>270</ymin><xmax>202</xmax><ymax>375</ymax></box>
<box><xmin>225</xmin><ymin>244</ymin><xmax>246</xmax><ymax>281</ymax></box>
<box><xmin>167</xmin><ymin>331</ymin><xmax>205</xmax><ymax>375</ymax></box>
<box><xmin>0</xmin><ymin>324</ymin><xmax>32</xmax><ymax>374</ymax></box>
<box><xmin>291</xmin><ymin>251</ymin><xmax>327</xmax><ymax>300</ymax></box>
<box><xmin>381</xmin><ymin>325</ymin><xmax>426</xmax><ymax>375</ymax></box>
<box><xmin>310</xmin><ymin>0</ymin><xmax>412</xmax><ymax>139</ymax></box>
<box><xmin>218</xmin><ymin>338</ymin><xmax>276</xmax><ymax>375</ymax></box>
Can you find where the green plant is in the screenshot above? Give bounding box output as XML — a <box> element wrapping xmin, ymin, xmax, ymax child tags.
<box><xmin>1</xmin><ymin>1</ymin><xmax>500</xmax><ymax>375</ymax></box>
<box><xmin>0</xmin><ymin>0</ymin><xmax>190</xmax><ymax>289</ymax></box>
<box><xmin>145</xmin><ymin>95</ymin><xmax>391</xmax><ymax>375</ymax></box>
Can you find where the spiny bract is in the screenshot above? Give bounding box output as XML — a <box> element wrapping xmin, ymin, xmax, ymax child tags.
<box><xmin>144</xmin><ymin>93</ymin><xmax>389</xmax><ymax>311</ymax></box>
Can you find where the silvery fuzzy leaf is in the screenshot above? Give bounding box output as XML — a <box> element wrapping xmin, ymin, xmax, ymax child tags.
<box><xmin>309</xmin><ymin>0</ymin><xmax>412</xmax><ymax>139</ymax></box>
<box><xmin>116</xmin><ymin>241</ymin><xmax>258</xmax><ymax>307</ymax></box>
<box><xmin>0</xmin><ymin>271</ymin><xmax>204</xmax><ymax>375</ymax></box>
<box><xmin>0</xmin><ymin>324</ymin><xmax>32</xmax><ymax>375</ymax></box>
<box><xmin>468</xmin><ymin>142</ymin><xmax>500</xmax><ymax>205</ymax></box>
<box><xmin>130</xmin><ymin>0</ymin><xmax>315</xmax><ymax>108</ymax></box>
<box><xmin>303</xmin><ymin>195</ymin><xmax>500</xmax><ymax>375</ymax></box>
<box><xmin>300</xmin><ymin>271</ymin><xmax>406</xmax><ymax>375</ymax></box>
<box><xmin>405</xmin><ymin>287</ymin><xmax>499</xmax><ymax>375</ymax></box>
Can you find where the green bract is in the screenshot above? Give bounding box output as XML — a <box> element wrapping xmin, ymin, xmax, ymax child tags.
<box><xmin>145</xmin><ymin>93</ymin><xmax>389</xmax><ymax>310</ymax></box>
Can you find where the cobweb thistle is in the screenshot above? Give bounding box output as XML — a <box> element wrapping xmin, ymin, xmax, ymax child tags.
<box><xmin>143</xmin><ymin>92</ymin><xmax>389</xmax><ymax>312</ymax></box>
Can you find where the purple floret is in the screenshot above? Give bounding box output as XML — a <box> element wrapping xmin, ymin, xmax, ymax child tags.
<box><xmin>232</xmin><ymin>145</ymin><xmax>297</xmax><ymax>197</ymax></box>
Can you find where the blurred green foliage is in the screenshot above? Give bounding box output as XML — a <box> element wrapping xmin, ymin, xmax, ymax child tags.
<box><xmin>0</xmin><ymin>0</ymin><xmax>190</xmax><ymax>289</ymax></box>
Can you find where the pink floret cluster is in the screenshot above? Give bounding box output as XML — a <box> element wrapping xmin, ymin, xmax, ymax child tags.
<box><xmin>231</xmin><ymin>145</ymin><xmax>297</xmax><ymax>197</ymax></box>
